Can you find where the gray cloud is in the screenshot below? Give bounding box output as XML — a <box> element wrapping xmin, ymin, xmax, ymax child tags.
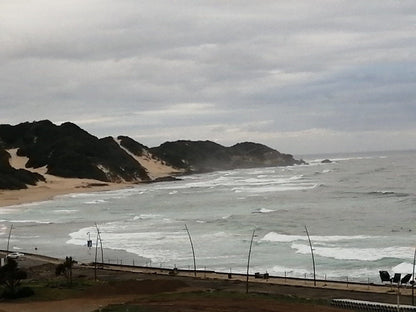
<box><xmin>1</xmin><ymin>0</ymin><xmax>415</xmax><ymax>154</ymax></box>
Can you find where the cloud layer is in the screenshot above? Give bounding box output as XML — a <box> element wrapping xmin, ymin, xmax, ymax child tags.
<box><xmin>1</xmin><ymin>0</ymin><xmax>415</xmax><ymax>154</ymax></box>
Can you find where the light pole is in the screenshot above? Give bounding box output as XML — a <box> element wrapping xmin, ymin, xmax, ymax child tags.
<box><xmin>94</xmin><ymin>223</ymin><xmax>104</xmax><ymax>281</ymax></box>
<box><xmin>246</xmin><ymin>229</ymin><xmax>256</xmax><ymax>294</ymax></box>
<box><xmin>184</xmin><ymin>224</ymin><xmax>197</xmax><ymax>277</ymax></box>
<box><xmin>6</xmin><ymin>224</ymin><xmax>13</xmax><ymax>253</ymax></box>
<box><xmin>412</xmin><ymin>247</ymin><xmax>416</xmax><ymax>305</ymax></box>
<box><xmin>95</xmin><ymin>223</ymin><xmax>104</xmax><ymax>264</ymax></box>
<box><xmin>305</xmin><ymin>226</ymin><xmax>316</xmax><ymax>286</ymax></box>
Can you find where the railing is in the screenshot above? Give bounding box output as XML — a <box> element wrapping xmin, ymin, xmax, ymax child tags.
<box><xmin>332</xmin><ymin>299</ymin><xmax>416</xmax><ymax>311</ymax></box>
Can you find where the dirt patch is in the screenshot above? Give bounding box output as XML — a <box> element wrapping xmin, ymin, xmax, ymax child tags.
<box><xmin>105</xmin><ymin>294</ymin><xmax>350</xmax><ymax>312</ymax></box>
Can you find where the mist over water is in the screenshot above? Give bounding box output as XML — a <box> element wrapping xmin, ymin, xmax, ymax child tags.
<box><xmin>1</xmin><ymin>150</ymin><xmax>416</xmax><ymax>282</ymax></box>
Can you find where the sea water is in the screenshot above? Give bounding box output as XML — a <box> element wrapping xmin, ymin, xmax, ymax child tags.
<box><xmin>1</xmin><ymin>150</ymin><xmax>416</xmax><ymax>283</ymax></box>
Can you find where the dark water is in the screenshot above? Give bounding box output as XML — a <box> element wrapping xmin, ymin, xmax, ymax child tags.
<box><xmin>1</xmin><ymin>150</ymin><xmax>415</xmax><ymax>282</ymax></box>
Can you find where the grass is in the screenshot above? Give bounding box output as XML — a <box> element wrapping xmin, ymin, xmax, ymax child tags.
<box><xmin>10</xmin><ymin>278</ymin><xmax>98</xmax><ymax>301</ymax></box>
<box><xmin>131</xmin><ymin>289</ymin><xmax>331</xmax><ymax>309</ymax></box>
<box><xmin>92</xmin><ymin>290</ymin><xmax>332</xmax><ymax>312</ymax></box>
<box><xmin>94</xmin><ymin>305</ymin><xmax>160</xmax><ymax>312</ymax></box>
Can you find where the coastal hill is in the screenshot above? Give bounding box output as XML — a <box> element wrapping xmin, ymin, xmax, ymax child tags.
<box><xmin>0</xmin><ymin>120</ymin><xmax>304</xmax><ymax>190</ymax></box>
<box><xmin>150</xmin><ymin>140</ymin><xmax>304</xmax><ymax>173</ymax></box>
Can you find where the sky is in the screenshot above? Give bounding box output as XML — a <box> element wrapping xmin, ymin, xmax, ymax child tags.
<box><xmin>1</xmin><ymin>1</ymin><xmax>415</xmax><ymax>155</ymax></box>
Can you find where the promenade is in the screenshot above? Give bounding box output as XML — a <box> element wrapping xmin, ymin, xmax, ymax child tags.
<box><xmin>3</xmin><ymin>250</ymin><xmax>415</xmax><ymax>305</ymax></box>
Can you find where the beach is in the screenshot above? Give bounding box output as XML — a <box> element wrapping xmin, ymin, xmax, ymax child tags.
<box><xmin>0</xmin><ymin>148</ymin><xmax>179</xmax><ymax>208</ymax></box>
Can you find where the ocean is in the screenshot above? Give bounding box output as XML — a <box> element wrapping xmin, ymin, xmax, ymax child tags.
<box><xmin>1</xmin><ymin>150</ymin><xmax>416</xmax><ymax>283</ymax></box>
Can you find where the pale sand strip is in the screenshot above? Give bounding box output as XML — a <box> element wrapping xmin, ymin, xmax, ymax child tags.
<box><xmin>0</xmin><ymin>148</ymin><xmax>179</xmax><ymax>208</ymax></box>
<box><xmin>0</xmin><ymin>178</ymin><xmax>135</xmax><ymax>208</ymax></box>
<box><xmin>115</xmin><ymin>137</ymin><xmax>185</xmax><ymax>179</ymax></box>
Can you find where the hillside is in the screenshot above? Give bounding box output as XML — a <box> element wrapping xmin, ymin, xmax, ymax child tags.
<box><xmin>0</xmin><ymin>120</ymin><xmax>305</xmax><ymax>190</ymax></box>
<box><xmin>0</xmin><ymin>148</ymin><xmax>45</xmax><ymax>190</ymax></box>
<box><xmin>150</xmin><ymin>140</ymin><xmax>304</xmax><ymax>173</ymax></box>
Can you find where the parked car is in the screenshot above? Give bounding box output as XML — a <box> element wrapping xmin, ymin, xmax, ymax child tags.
<box><xmin>6</xmin><ymin>252</ymin><xmax>24</xmax><ymax>259</ymax></box>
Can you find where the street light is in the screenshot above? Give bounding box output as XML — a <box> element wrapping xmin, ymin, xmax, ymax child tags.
<box><xmin>305</xmin><ymin>225</ymin><xmax>316</xmax><ymax>286</ymax></box>
<box><xmin>412</xmin><ymin>247</ymin><xmax>416</xmax><ymax>305</ymax></box>
<box><xmin>184</xmin><ymin>224</ymin><xmax>197</xmax><ymax>277</ymax></box>
<box><xmin>246</xmin><ymin>228</ymin><xmax>256</xmax><ymax>294</ymax></box>
<box><xmin>94</xmin><ymin>223</ymin><xmax>104</xmax><ymax>281</ymax></box>
<box><xmin>6</xmin><ymin>224</ymin><xmax>13</xmax><ymax>253</ymax></box>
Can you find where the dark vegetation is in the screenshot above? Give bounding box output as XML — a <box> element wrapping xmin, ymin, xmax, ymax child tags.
<box><xmin>150</xmin><ymin>140</ymin><xmax>305</xmax><ymax>173</ymax></box>
<box><xmin>0</xmin><ymin>258</ymin><xmax>33</xmax><ymax>299</ymax></box>
<box><xmin>118</xmin><ymin>135</ymin><xmax>149</xmax><ymax>157</ymax></box>
<box><xmin>0</xmin><ymin>120</ymin><xmax>305</xmax><ymax>190</ymax></box>
<box><xmin>0</xmin><ymin>148</ymin><xmax>45</xmax><ymax>190</ymax></box>
<box><xmin>0</xmin><ymin>120</ymin><xmax>150</xmax><ymax>187</ymax></box>
<box><xmin>55</xmin><ymin>256</ymin><xmax>76</xmax><ymax>286</ymax></box>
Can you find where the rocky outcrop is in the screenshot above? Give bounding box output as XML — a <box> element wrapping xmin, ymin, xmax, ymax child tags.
<box><xmin>150</xmin><ymin>140</ymin><xmax>305</xmax><ymax>173</ymax></box>
<box><xmin>321</xmin><ymin>159</ymin><xmax>332</xmax><ymax>164</ymax></box>
<box><xmin>0</xmin><ymin>148</ymin><xmax>45</xmax><ymax>190</ymax></box>
<box><xmin>0</xmin><ymin>120</ymin><xmax>150</xmax><ymax>186</ymax></box>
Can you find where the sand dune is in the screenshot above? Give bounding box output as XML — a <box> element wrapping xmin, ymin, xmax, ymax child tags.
<box><xmin>0</xmin><ymin>148</ymin><xmax>181</xmax><ymax>208</ymax></box>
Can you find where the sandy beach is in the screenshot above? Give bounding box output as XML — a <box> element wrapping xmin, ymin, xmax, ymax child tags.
<box><xmin>0</xmin><ymin>148</ymin><xmax>180</xmax><ymax>208</ymax></box>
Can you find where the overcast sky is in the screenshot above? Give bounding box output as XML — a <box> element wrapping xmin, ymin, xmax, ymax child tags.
<box><xmin>1</xmin><ymin>1</ymin><xmax>415</xmax><ymax>155</ymax></box>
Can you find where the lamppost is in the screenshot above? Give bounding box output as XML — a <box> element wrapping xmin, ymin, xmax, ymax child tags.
<box><xmin>6</xmin><ymin>224</ymin><xmax>13</xmax><ymax>253</ymax></box>
<box><xmin>94</xmin><ymin>223</ymin><xmax>104</xmax><ymax>281</ymax></box>
<box><xmin>184</xmin><ymin>224</ymin><xmax>197</xmax><ymax>277</ymax></box>
<box><xmin>412</xmin><ymin>247</ymin><xmax>416</xmax><ymax>305</ymax></box>
<box><xmin>246</xmin><ymin>229</ymin><xmax>256</xmax><ymax>294</ymax></box>
<box><xmin>305</xmin><ymin>225</ymin><xmax>316</xmax><ymax>286</ymax></box>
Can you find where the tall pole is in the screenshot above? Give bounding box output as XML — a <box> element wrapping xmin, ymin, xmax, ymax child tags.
<box><xmin>6</xmin><ymin>224</ymin><xmax>13</xmax><ymax>253</ymax></box>
<box><xmin>305</xmin><ymin>226</ymin><xmax>316</xmax><ymax>286</ymax></box>
<box><xmin>94</xmin><ymin>223</ymin><xmax>104</xmax><ymax>281</ymax></box>
<box><xmin>95</xmin><ymin>223</ymin><xmax>104</xmax><ymax>265</ymax></box>
<box><xmin>246</xmin><ymin>229</ymin><xmax>256</xmax><ymax>294</ymax></box>
<box><xmin>412</xmin><ymin>247</ymin><xmax>416</xmax><ymax>305</ymax></box>
<box><xmin>94</xmin><ymin>230</ymin><xmax>99</xmax><ymax>281</ymax></box>
<box><xmin>184</xmin><ymin>224</ymin><xmax>197</xmax><ymax>277</ymax></box>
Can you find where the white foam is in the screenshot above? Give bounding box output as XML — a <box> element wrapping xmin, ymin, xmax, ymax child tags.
<box><xmin>53</xmin><ymin>209</ymin><xmax>78</xmax><ymax>214</ymax></box>
<box><xmin>233</xmin><ymin>183</ymin><xmax>317</xmax><ymax>193</ymax></box>
<box><xmin>67</xmin><ymin>225</ymin><xmax>189</xmax><ymax>262</ymax></box>
<box><xmin>133</xmin><ymin>214</ymin><xmax>162</xmax><ymax>220</ymax></box>
<box><xmin>392</xmin><ymin>262</ymin><xmax>414</xmax><ymax>274</ymax></box>
<box><xmin>0</xmin><ymin>208</ymin><xmax>23</xmax><ymax>214</ymax></box>
<box><xmin>84</xmin><ymin>199</ymin><xmax>107</xmax><ymax>205</ymax></box>
<box><xmin>0</xmin><ymin>224</ymin><xmax>8</xmax><ymax>235</ymax></box>
<box><xmin>1</xmin><ymin>219</ymin><xmax>52</xmax><ymax>224</ymax></box>
<box><xmin>291</xmin><ymin>243</ymin><xmax>414</xmax><ymax>261</ymax></box>
<box><xmin>254</xmin><ymin>208</ymin><xmax>275</xmax><ymax>214</ymax></box>
<box><xmin>260</xmin><ymin>232</ymin><xmax>375</xmax><ymax>243</ymax></box>
<box><xmin>0</xmin><ymin>201</ymin><xmax>50</xmax><ymax>209</ymax></box>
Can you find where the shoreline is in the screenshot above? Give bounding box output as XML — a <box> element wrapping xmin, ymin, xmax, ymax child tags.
<box><xmin>0</xmin><ymin>147</ymin><xmax>181</xmax><ymax>208</ymax></box>
<box><xmin>0</xmin><ymin>178</ymin><xmax>136</xmax><ymax>208</ymax></box>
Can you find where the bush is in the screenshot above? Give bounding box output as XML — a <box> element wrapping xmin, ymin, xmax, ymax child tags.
<box><xmin>2</xmin><ymin>286</ymin><xmax>34</xmax><ymax>299</ymax></box>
